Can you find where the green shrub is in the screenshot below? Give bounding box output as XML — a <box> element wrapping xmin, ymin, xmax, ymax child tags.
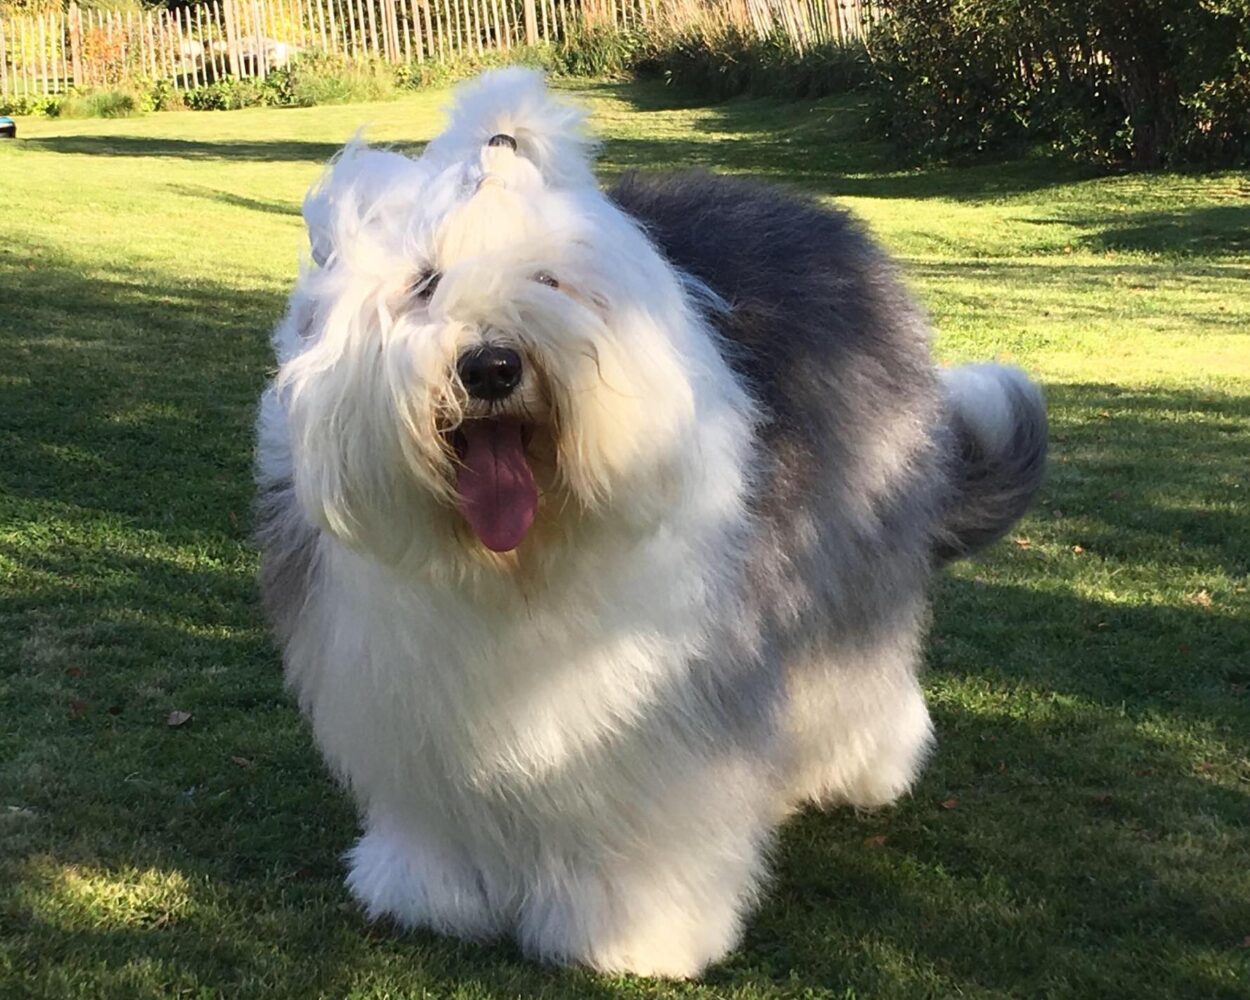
<box><xmin>278</xmin><ymin>53</ymin><xmax>395</xmax><ymax>106</ymax></box>
<box><xmin>552</xmin><ymin>21</ymin><xmax>641</xmax><ymax>78</ymax></box>
<box><xmin>183</xmin><ymin>77</ymin><xmax>266</xmax><ymax>111</ymax></box>
<box><xmin>44</xmin><ymin>88</ymin><xmax>140</xmax><ymax>119</ymax></box>
<box><xmin>867</xmin><ymin>0</ymin><xmax>1250</xmax><ymax>167</ymax></box>
<box><xmin>623</xmin><ymin>22</ymin><xmax>867</xmax><ymax>104</ymax></box>
<box><xmin>148</xmin><ymin>78</ymin><xmax>186</xmax><ymax>112</ymax></box>
<box><xmin>178</xmin><ymin>54</ymin><xmax>396</xmax><ymax>110</ymax></box>
<box><xmin>0</xmin><ymin>93</ymin><xmax>61</xmax><ymax>117</ymax></box>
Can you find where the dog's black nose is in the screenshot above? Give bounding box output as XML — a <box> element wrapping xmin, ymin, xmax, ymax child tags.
<box><xmin>457</xmin><ymin>346</ymin><xmax>523</xmax><ymax>401</ymax></box>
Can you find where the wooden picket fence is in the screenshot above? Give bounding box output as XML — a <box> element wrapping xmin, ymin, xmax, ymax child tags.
<box><xmin>0</xmin><ymin>0</ymin><xmax>874</xmax><ymax>99</ymax></box>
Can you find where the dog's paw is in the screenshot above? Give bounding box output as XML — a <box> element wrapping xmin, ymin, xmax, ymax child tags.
<box><xmin>517</xmin><ymin>858</ymin><xmax>755</xmax><ymax>978</ymax></box>
<box><xmin>345</xmin><ymin>822</ymin><xmax>500</xmax><ymax>939</ymax></box>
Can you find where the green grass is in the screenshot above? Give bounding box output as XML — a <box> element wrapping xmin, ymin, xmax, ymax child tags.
<box><xmin>2</xmin><ymin>82</ymin><xmax>1248</xmax><ymax>999</ymax></box>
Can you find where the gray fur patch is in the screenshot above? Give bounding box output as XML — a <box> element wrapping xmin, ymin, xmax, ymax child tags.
<box><xmin>254</xmin><ymin>478</ymin><xmax>320</xmax><ymax>644</ymax></box>
<box><xmin>612</xmin><ymin>171</ymin><xmax>950</xmax><ymax>669</ymax></box>
<box><xmin>935</xmin><ymin>379</ymin><xmax>1048</xmax><ymax>562</ymax></box>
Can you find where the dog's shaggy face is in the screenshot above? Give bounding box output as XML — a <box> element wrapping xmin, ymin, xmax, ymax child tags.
<box><xmin>273</xmin><ymin>72</ymin><xmax>729</xmax><ymax>569</ymax></box>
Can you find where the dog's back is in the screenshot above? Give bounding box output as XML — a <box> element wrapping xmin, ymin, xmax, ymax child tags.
<box><xmin>611</xmin><ymin>170</ymin><xmax>1046</xmax><ymax>566</ymax></box>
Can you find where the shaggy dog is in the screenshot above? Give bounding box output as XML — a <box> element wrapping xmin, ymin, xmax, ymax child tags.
<box><xmin>255</xmin><ymin>69</ymin><xmax>1046</xmax><ymax>977</ymax></box>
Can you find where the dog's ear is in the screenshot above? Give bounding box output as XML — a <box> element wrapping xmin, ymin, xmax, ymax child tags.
<box><xmin>302</xmin><ymin>143</ymin><xmax>425</xmax><ymax>268</ymax></box>
<box><xmin>422</xmin><ymin>68</ymin><xmax>597</xmax><ymax>190</ymax></box>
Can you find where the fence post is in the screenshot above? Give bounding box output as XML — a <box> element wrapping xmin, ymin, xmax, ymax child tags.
<box><xmin>315</xmin><ymin>0</ymin><xmax>328</xmax><ymax>51</ymax></box>
<box><xmin>250</xmin><ymin>0</ymin><xmax>267</xmax><ymax>77</ymax></box>
<box><xmin>406</xmin><ymin>0</ymin><xmax>421</xmax><ymax>59</ymax></box>
<box><xmin>57</xmin><ymin>11</ymin><xmax>66</xmax><ymax>91</ymax></box>
<box><xmin>37</xmin><ymin>11</ymin><xmax>47</xmax><ymax>95</ymax></box>
<box><xmin>158</xmin><ymin>11</ymin><xmax>171</xmax><ymax>84</ymax></box>
<box><xmin>523</xmin><ymin>0</ymin><xmax>536</xmax><ymax>45</ymax></box>
<box><xmin>208</xmin><ymin>2</ymin><xmax>223</xmax><ymax>78</ymax></box>
<box><xmin>223</xmin><ymin>0</ymin><xmax>241</xmax><ymax>77</ymax></box>
<box><xmin>381</xmin><ymin>0</ymin><xmax>395</xmax><ymax>59</ymax></box>
<box><xmin>442</xmin><ymin>0</ymin><xmax>457</xmax><ymax>51</ymax></box>
<box><xmin>345</xmin><ymin>0</ymin><xmax>357</xmax><ymax>55</ymax></box>
<box><xmin>422</xmin><ymin>0</ymin><xmax>437</xmax><ymax>58</ymax></box>
<box><xmin>499</xmin><ymin>0</ymin><xmax>512</xmax><ymax>48</ymax></box>
<box><xmin>0</xmin><ymin>18</ymin><xmax>7</xmax><ymax>99</ymax></box>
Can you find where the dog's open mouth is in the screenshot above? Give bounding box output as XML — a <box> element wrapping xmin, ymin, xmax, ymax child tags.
<box><xmin>452</xmin><ymin>419</ymin><xmax>538</xmax><ymax>552</ymax></box>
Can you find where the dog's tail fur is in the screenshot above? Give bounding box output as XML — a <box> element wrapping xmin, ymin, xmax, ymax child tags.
<box><xmin>934</xmin><ymin>364</ymin><xmax>1048</xmax><ymax>563</ymax></box>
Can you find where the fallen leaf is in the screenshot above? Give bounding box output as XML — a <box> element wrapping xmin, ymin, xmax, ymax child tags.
<box><xmin>939</xmin><ymin>797</ymin><xmax>959</xmax><ymax>810</ymax></box>
<box><xmin>1072</xmin><ymin>544</ymin><xmax>1085</xmax><ymax>554</ymax></box>
<box><xmin>1197</xmin><ymin>762</ymin><xmax>1216</xmax><ymax>774</ymax></box>
<box><xmin>68</xmin><ymin>699</ymin><xmax>88</xmax><ymax>720</ymax></box>
<box><xmin>1135</xmin><ymin>768</ymin><xmax>1154</xmax><ymax>777</ymax></box>
<box><xmin>230</xmin><ymin>756</ymin><xmax>252</xmax><ymax>769</ymax></box>
<box><xmin>1187</xmin><ymin>589</ymin><xmax>1213</xmax><ymax>608</ymax></box>
<box><xmin>1013</xmin><ymin>536</ymin><xmax>1032</xmax><ymax>549</ymax></box>
<box><xmin>166</xmin><ymin>710</ymin><xmax>193</xmax><ymax>728</ymax></box>
<box><xmin>863</xmin><ymin>835</ymin><xmax>888</xmax><ymax>848</ymax></box>
<box><xmin>1097</xmin><ymin>410</ymin><xmax>1112</xmax><ymax>419</ymax></box>
<box><xmin>64</xmin><ymin>666</ymin><xmax>84</xmax><ymax>678</ymax></box>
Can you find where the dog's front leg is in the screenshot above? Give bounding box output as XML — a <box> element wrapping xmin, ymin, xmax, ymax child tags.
<box><xmin>345</xmin><ymin>813</ymin><xmax>503</xmax><ymax>940</ymax></box>
<box><xmin>513</xmin><ymin>810</ymin><xmax>771</xmax><ymax>978</ymax></box>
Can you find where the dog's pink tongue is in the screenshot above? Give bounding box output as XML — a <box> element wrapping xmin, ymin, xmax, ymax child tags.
<box><xmin>456</xmin><ymin>421</ymin><xmax>537</xmax><ymax>552</ymax></box>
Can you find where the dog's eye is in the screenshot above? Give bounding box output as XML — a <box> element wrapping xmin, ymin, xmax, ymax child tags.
<box><xmin>411</xmin><ymin>270</ymin><xmax>441</xmax><ymax>301</ymax></box>
<box><xmin>534</xmin><ymin>272</ymin><xmax>559</xmax><ymax>289</ymax></box>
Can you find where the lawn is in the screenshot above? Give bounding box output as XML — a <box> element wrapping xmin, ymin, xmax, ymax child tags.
<box><xmin>1</xmin><ymin>81</ymin><xmax>1248</xmax><ymax>999</ymax></box>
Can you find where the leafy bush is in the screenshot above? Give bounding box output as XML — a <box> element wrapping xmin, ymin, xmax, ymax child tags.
<box><xmin>148</xmin><ymin>78</ymin><xmax>186</xmax><ymax>113</ymax></box>
<box><xmin>867</xmin><ymin>0</ymin><xmax>1250</xmax><ymax>166</ymax></box>
<box><xmin>57</xmin><ymin>88</ymin><xmax>142</xmax><ymax>118</ymax></box>
<box><xmin>0</xmin><ymin>93</ymin><xmax>61</xmax><ymax>117</ymax></box>
<box><xmin>2</xmin><ymin>86</ymin><xmax>146</xmax><ymax>119</ymax></box>
<box><xmin>176</xmin><ymin>54</ymin><xmax>398</xmax><ymax>110</ymax></box>
<box><xmin>182</xmin><ymin>77</ymin><xmax>267</xmax><ymax>111</ymax></box>
<box><xmin>637</xmin><ymin>25</ymin><xmax>867</xmax><ymax>102</ymax></box>
<box><xmin>553</xmin><ymin>21</ymin><xmax>641</xmax><ymax>78</ymax></box>
<box><xmin>282</xmin><ymin>53</ymin><xmax>396</xmax><ymax>106</ymax></box>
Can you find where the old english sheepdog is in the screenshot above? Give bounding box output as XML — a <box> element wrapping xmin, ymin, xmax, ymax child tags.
<box><xmin>255</xmin><ymin>69</ymin><xmax>1046</xmax><ymax>977</ymax></box>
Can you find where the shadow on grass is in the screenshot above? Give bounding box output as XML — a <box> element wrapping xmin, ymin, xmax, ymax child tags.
<box><xmin>589</xmin><ymin>82</ymin><xmax>1095</xmax><ymax>202</ymax></box>
<box><xmin>167</xmin><ymin>184</ymin><xmax>303</xmax><ymax>217</ymax></box>
<box><xmin>19</xmin><ymin>134</ymin><xmax>350</xmax><ymax>163</ymax></box>
<box><xmin>1040</xmin><ymin>204</ymin><xmax>1250</xmax><ymax>258</ymax></box>
<box><xmin>908</xmin><ymin>257</ymin><xmax>1250</xmax><ymax>336</ymax></box>
<box><xmin>20</xmin><ymin>84</ymin><xmax>1092</xmax><ymax>204</ymax></box>
<box><xmin>2</xmin><ymin>202</ymin><xmax>1248</xmax><ymax>998</ymax></box>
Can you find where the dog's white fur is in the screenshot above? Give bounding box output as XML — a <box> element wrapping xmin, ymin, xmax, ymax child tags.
<box><xmin>256</xmin><ymin>69</ymin><xmax>1043</xmax><ymax>977</ymax></box>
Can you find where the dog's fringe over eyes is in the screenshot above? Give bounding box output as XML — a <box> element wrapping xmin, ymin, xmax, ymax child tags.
<box><xmin>255</xmin><ymin>66</ymin><xmax>1046</xmax><ymax>978</ymax></box>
